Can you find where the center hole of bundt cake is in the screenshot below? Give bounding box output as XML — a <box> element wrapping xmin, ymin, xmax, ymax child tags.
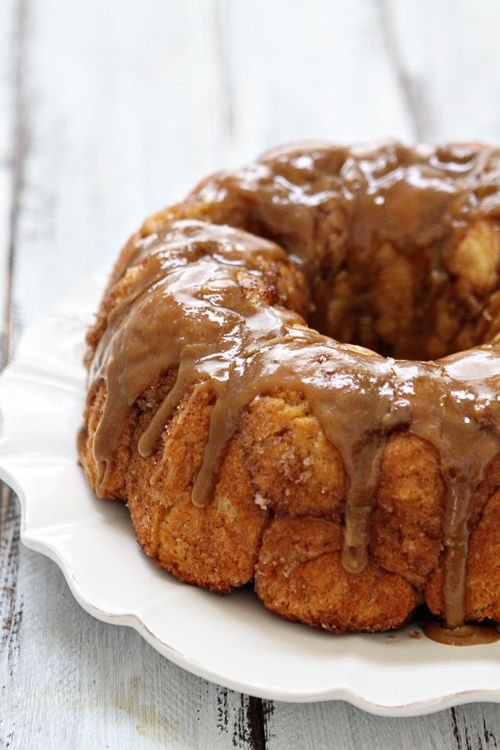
<box><xmin>309</xmin><ymin>235</ymin><xmax>499</xmax><ymax>362</ymax></box>
<box><xmin>310</xmin><ymin>291</ymin><xmax>489</xmax><ymax>362</ymax></box>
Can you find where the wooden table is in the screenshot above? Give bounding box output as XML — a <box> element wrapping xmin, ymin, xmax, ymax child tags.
<box><xmin>2</xmin><ymin>1</ymin><xmax>500</xmax><ymax>746</ymax></box>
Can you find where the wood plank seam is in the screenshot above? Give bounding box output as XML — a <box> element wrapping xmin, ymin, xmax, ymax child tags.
<box><xmin>375</xmin><ymin>0</ymin><xmax>436</xmax><ymax>142</ymax></box>
<box><xmin>213</xmin><ymin>0</ymin><xmax>235</xmax><ymax>145</ymax></box>
<box><xmin>0</xmin><ymin>483</ymin><xmax>22</xmax><ymax>663</ymax></box>
<box><xmin>0</xmin><ymin>1</ymin><xmax>29</xmax><ymax>740</ymax></box>
<box><xmin>2</xmin><ymin>0</ymin><xmax>28</xmax><ymax>370</ymax></box>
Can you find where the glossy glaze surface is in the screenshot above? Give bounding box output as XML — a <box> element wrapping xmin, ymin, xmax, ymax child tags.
<box><xmin>84</xmin><ymin>142</ymin><xmax>500</xmax><ymax>630</ymax></box>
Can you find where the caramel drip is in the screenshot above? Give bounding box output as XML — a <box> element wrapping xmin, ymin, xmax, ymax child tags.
<box><xmin>84</xmin><ymin>142</ymin><xmax>500</xmax><ymax>633</ymax></box>
<box><xmin>423</xmin><ymin>622</ymin><xmax>500</xmax><ymax>646</ymax></box>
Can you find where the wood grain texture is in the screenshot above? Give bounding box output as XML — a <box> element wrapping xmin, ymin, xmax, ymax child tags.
<box><xmin>0</xmin><ymin>0</ymin><xmax>25</xmax><ymax>366</ymax></box>
<box><xmin>11</xmin><ymin>0</ymin><xmax>225</xmax><ymax>328</ymax></box>
<box><xmin>3</xmin><ymin>550</ymin><xmax>274</xmax><ymax>748</ymax></box>
<box><xmin>265</xmin><ymin>700</ymin><xmax>500</xmax><ymax>750</ymax></box>
<box><xmin>384</xmin><ymin>0</ymin><xmax>500</xmax><ymax>143</ymax></box>
<box><xmin>1</xmin><ymin>0</ymin><xmax>500</xmax><ymax>748</ymax></box>
<box><xmin>0</xmin><ymin>4</ymin><xmax>25</xmax><ymax>750</ymax></box>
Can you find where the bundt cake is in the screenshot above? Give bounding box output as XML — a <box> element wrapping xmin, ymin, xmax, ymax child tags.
<box><xmin>78</xmin><ymin>140</ymin><xmax>500</xmax><ymax>638</ymax></box>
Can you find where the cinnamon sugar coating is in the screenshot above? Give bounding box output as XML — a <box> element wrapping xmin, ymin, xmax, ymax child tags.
<box><xmin>79</xmin><ymin>141</ymin><xmax>500</xmax><ymax>633</ymax></box>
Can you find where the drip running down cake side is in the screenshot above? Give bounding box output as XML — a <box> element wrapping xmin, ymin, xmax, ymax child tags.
<box><xmin>78</xmin><ymin>140</ymin><xmax>500</xmax><ymax>638</ymax></box>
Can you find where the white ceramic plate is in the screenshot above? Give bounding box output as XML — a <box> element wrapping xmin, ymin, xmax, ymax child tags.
<box><xmin>1</xmin><ymin>272</ymin><xmax>500</xmax><ymax>716</ymax></box>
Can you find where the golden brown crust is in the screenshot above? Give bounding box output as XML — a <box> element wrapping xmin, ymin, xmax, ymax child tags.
<box><xmin>425</xmin><ymin>456</ymin><xmax>500</xmax><ymax>622</ymax></box>
<box><xmin>126</xmin><ymin>382</ymin><xmax>268</xmax><ymax>593</ymax></box>
<box><xmin>79</xmin><ymin>141</ymin><xmax>500</xmax><ymax>634</ymax></box>
<box><xmin>371</xmin><ymin>434</ymin><xmax>445</xmax><ymax>590</ymax></box>
<box><xmin>254</xmin><ymin>517</ymin><xmax>418</xmax><ymax>632</ymax></box>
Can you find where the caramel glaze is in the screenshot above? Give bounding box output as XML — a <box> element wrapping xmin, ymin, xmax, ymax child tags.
<box><xmin>423</xmin><ymin>622</ymin><xmax>500</xmax><ymax>646</ymax></box>
<box><xmin>83</xmin><ymin>141</ymin><xmax>500</xmax><ymax>633</ymax></box>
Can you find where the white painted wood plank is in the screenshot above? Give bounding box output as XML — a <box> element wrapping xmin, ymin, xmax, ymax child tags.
<box><xmin>2</xmin><ymin>547</ymin><xmax>266</xmax><ymax>748</ymax></box>
<box><xmin>12</xmin><ymin>0</ymin><xmax>228</xmax><ymax>330</ymax></box>
<box><xmin>383</xmin><ymin>0</ymin><xmax>500</xmax><ymax>142</ymax></box>
<box><xmin>0</xmin><ymin>0</ymin><xmax>22</xmax><ymax>361</ymax></box>
<box><xmin>265</xmin><ymin>701</ymin><xmax>463</xmax><ymax>750</ymax></box>
<box><xmin>0</xmin><ymin>0</ymin><xmax>17</xmax><ymax>266</ymax></box>
<box><xmin>216</xmin><ymin>0</ymin><xmax>414</xmax><ymax>165</ymax></box>
<box><xmin>265</xmin><ymin>701</ymin><xmax>500</xmax><ymax>749</ymax></box>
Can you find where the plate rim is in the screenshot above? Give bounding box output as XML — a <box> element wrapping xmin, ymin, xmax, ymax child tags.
<box><xmin>2</xmin><ymin>272</ymin><xmax>500</xmax><ymax>715</ymax></box>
